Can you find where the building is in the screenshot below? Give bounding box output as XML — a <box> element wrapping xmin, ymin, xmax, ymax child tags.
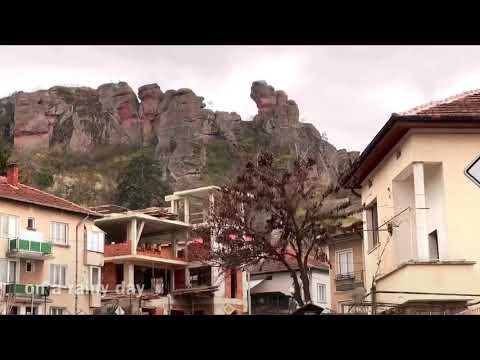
<box><xmin>0</xmin><ymin>164</ymin><xmax>104</xmax><ymax>315</ymax></box>
<box><xmin>95</xmin><ymin>186</ymin><xmax>248</xmax><ymax>315</ymax></box>
<box><xmin>328</xmin><ymin>219</ymin><xmax>366</xmax><ymax>314</ymax></box>
<box><xmin>249</xmin><ymin>259</ymin><xmax>331</xmax><ymax>314</ymax></box>
<box><xmin>342</xmin><ymin>89</ymin><xmax>480</xmax><ymax>314</ymax></box>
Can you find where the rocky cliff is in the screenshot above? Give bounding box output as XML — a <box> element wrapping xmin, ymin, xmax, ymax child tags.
<box><xmin>0</xmin><ymin>80</ymin><xmax>358</xmax><ymax>205</ymax></box>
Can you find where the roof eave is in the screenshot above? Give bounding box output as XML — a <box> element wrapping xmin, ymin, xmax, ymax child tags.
<box><xmin>341</xmin><ymin>114</ymin><xmax>480</xmax><ymax>189</ymax></box>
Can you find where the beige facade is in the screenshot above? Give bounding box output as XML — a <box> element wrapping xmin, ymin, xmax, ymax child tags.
<box><xmin>0</xmin><ymin>198</ymin><xmax>104</xmax><ymax>315</ymax></box>
<box><xmin>358</xmin><ymin>130</ymin><xmax>480</xmax><ymax>313</ymax></box>
<box><xmin>328</xmin><ymin>232</ymin><xmax>365</xmax><ymax>313</ymax></box>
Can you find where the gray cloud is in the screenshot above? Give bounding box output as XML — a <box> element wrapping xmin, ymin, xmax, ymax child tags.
<box><xmin>1</xmin><ymin>45</ymin><xmax>480</xmax><ymax>152</ymax></box>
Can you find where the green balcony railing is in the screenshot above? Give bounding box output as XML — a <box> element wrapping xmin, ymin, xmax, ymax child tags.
<box><xmin>5</xmin><ymin>283</ymin><xmax>50</xmax><ymax>298</ymax></box>
<box><xmin>8</xmin><ymin>238</ymin><xmax>52</xmax><ymax>256</ymax></box>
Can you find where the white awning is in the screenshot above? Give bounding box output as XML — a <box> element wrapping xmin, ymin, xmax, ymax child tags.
<box><xmin>249</xmin><ymin>279</ymin><xmax>265</xmax><ymax>290</ymax></box>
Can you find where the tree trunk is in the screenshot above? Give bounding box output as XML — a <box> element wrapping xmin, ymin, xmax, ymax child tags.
<box><xmin>300</xmin><ymin>269</ymin><xmax>312</xmax><ymax>304</ymax></box>
<box><xmin>290</xmin><ymin>272</ymin><xmax>304</xmax><ymax>307</ymax></box>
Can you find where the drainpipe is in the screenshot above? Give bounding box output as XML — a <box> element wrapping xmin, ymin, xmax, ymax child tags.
<box><xmin>75</xmin><ymin>213</ymin><xmax>90</xmax><ymax>315</ymax></box>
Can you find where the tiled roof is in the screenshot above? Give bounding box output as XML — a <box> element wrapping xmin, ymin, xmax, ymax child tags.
<box><xmin>249</xmin><ymin>258</ymin><xmax>329</xmax><ymax>274</ymax></box>
<box><xmin>399</xmin><ymin>88</ymin><xmax>480</xmax><ymax>116</ymax></box>
<box><xmin>0</xmin><ymin>176</ymin><xmax>100</xmax><ymax>216</ymax></box>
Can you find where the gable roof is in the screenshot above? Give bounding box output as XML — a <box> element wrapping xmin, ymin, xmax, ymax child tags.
<box><xmin>342</xmin><ymin>88</ymin><xmax>480</xmax><ymax>188</ymax></box>
<box><xmin>0</xmin><ymin>176</ymin><xmax>101</xmax><ymax>217</ymax></box>
<box><xmin>399</xmin><ymin>88</ymin><xmax>480</xmax><ymax>116</ymax></box>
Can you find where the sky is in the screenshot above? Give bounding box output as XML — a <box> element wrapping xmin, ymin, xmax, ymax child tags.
<box><xmin>2</xmin><ymin>45</ymin><xmax>480</xmax><ymax>152</ymax></box>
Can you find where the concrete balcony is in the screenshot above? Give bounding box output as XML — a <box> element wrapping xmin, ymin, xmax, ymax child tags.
<box><xmin>7</xmin><ymin>238</ymin><xmax>53</xmax><ymax>260</ymax></box>
<box><xmin>375</xmin><ymin>260</ymin><xmax>480</xmax><ymax>305</ymax></box>
<box><xmin>335</xmin><ymin>271</ymin><xmax>364</xmax><ymax>292</ymax></box>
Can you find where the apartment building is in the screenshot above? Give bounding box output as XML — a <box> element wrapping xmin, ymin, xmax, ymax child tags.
<box><xmin>0</xmin><ymin>164</ymin><xmax>104</xmax><ymax>315</ymax></box>
<box><xmin>328</xmin><ymin>227</ymin><xmax>365</xmax><ymax>314</ymax></box>
<box><xmin>342</xmin><ymin>89</ymin><xmax>480</xmax><ymax>314</ymax></box>
<box><xmin>95</xmin><ymin>186</ymin><xmax>247</xmax><ymax>315</ymax></box>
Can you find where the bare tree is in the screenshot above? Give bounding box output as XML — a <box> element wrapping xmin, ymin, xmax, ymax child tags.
<box><xmin>190</xmin><ymin>151</ymin><xmax>354</xmax><ymax>306</ymax></box>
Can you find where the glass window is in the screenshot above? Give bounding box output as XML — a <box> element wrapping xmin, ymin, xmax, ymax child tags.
<box><xmin>366</xmin><ymin>201</ymin><xmax>379</xmax><ymax>250</ymax></box>
<box><xmin>50</xmin><ymin>307</ymin><xmax>64</xmax><ymax>315</ymax></box>
<box><xmin>90</xmin><ymin>266</ymin><xmax>101</xmax><ymax>287</ymax></box>
<box><xmin>336</xmin><ymin>249</ymin><xmax>354</xmax><ymax>276</ymax></box>
<box><xmin>49</xmin><ymin>264</ymin><xmax>67</xmax><ymax>286</ymax></box>
<box><xmin>51</xmin><ymin>222</ymin><xmax>68</xmax><ymax>245</ymax></box>
<box><xmin>87</xmin><ymin>231</ymin><xmax>104</xmax><ymax>253</ymax></box>
<box><xmin>0</xmin><ymin>214</ymin><xmax>19</xmax><ymax>239</ymax></box>
<box><xmin>317</xmin><ymin>283</ymin><xmax>326</xmax><ymax>303</ymax></box>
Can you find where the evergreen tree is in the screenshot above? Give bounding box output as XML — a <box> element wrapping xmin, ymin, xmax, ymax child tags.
<box><xmin>116</xmin><ymin>151</ymin><xmax>170</xmax><ymax>210</ymax></box>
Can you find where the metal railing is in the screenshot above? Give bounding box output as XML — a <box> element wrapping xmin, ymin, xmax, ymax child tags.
<box><xmin>335</xmin><ymin>271</ymin><xmax>364</xmax><ymax>291</ymax></box>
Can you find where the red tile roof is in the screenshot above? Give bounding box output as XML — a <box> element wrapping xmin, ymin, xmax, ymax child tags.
<box><xmin>0</xmin><ymin>176</ymin><xmax>101</xmax><ymax>217</ymax></box>
<box><xmin>399</xmin><ymin>88</ymin><xmax>480</xmax><ymax>116</ymax></box>
<box><xmin>250</xmin><ymin>258</ymin><xmax>329</xmax><ymax>274</ymax></box>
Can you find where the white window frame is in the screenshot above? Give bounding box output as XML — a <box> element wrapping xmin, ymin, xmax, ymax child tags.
<box><xmin>87</xmin><ymin>231</ymin><xmax>104</xmax><ymax>253</ymax></box>
<box><xmin>0</xmin><ymin>214</ymin><xmax>19</xmax><ymax>240</ymax></box>
<box><xmin>317</xmin><ymin>283</ymin><xmax>326</xmax><ymax>303</ymax></box>
<box><xmin>51</xmin><ymin>222</ymin><xmax>68</xmax><ymax>245</ymax></box>
<box><xmin>49</xmin><ymin>264</ymin><xmax>67</xmax><ymax>287</ymax></box>
<box><xmin>336</xmin><ymin>248</ymin><xmax>354</xmax><ymax>277</ymax></box>
<box><xmin>49</xmin><ymin>307</ymin><xmax>65</xmax><ymax>315</ymax></box>
<box><xmin>25</xmin><ymin>260</ymin><xmax>35</xmax><ymax>273</ymax></box>
<box><xmin>89</xmin><ymin>266</ymin><xmax>101</xmax><ymax>289</ymax></box>
<box><xmin>27</xmin><ymin>217</ymin><xmax>36</xmax><ymax>231</ymax></box>
<box><xmin>7</xmin><ymin>259</ymin><xmax>19</xmax><ymax>283</ymax></box>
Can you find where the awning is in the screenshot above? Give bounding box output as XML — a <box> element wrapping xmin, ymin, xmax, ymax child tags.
<box><xmin>249</xmin><ymin>279</ymin><xmax>265</xmax><ymax>290</ymax></box>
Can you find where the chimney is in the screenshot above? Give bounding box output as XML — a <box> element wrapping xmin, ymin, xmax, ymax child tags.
<box><xmin>6</xmin><ymin>163</ymin><xmax>19</xmax><ymax>186</ymax></box>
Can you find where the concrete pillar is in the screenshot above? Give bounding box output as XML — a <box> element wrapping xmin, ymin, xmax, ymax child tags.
<box><xmin>128</xmin><ymin>218</ymin><xmax>137</xmax><ymax>255</ymax></box>
<box><xmin>183</xmin><ymin>230</ymin><xmax>190</xmax><ymax>288</ymax></box>
<box><xmin>413</xmin><ymin>162</ymin><xmax>429</xmax><ymax>260</ymax></box>
<box><xmin>124</xmin><ymin>263</ymin><xmax>135</xmax><ymax>289</ymax></box>
<box><xmin>171</xmin><ymin>200</ymin><xmax>178</xmax><ymax>214</ymax></box>
<box><xmin>184</xmin><ymin>196</ymin><xmax>190</xmax><ymax>224</ymax></box>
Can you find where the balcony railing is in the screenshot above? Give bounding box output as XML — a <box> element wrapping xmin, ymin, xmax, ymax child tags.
<box><xmin>335</xmin><ymin>271</ymin><xmax>364</xmax><ymax>291</ymax></box>
<box><xmin>8</xmin><ymin>238</ymin><xmax>53</xmax><ymax>258</ymax></box>
<box><xmin>136</xmin><ymin>244</ymin><xmax>185</xmax><ymax>261</ymax></box>
<box><xmin>5</xmin><ymin>283</ymin><xmax>50</xmax><ymax>298</ymax></box>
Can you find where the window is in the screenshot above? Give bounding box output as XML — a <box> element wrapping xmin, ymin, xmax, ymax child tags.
<box><xmin>336</xmin><ymin>249</ymin><xmax>354</xmax><ymax>277</ymax></box>
<box><xmin>49</xmin><ymin>264</ymin><xmax>67</xmax><ymax>287</ymax></box>
<box><xmin>87</xmin><ymin>231</ymin><xmax>104</xmax><ymax>253</ymax></box>
<box><xmin>230</xmin><ymin>269</ymin><xmax>237</xmax><ymax>298</ymax></box>
<box><xmin>25</xmin><ymin>306</ymin><xmax>37</xmax><ymax>315</ymax></box>
<box><xmin>317</xmin><ymin>283</ymin><xmax>326</xmax><ymax>303</ymax></box>
<box><xmin>51</xmin><ymin>222</ymin><xmax>68</xmax><ymax>245</ymax></box>
<box><xmin>25</xmin><ymin>260</ymin><xmax>35</xmax><ymax>273</ymax></box>
<box><xmin>27</xmin><ymin>217</ymin><xmax>35</xmax><ymax>231</ymax></box>
<box><xmin>366</xmin><ymin>200</ymin><xmax>379</xmax><ymax>250</ymax></box>
<box><xmin>0</xmin><ymin>214</ymin><xmax>19</xmax><ymax>239</ymax></box>
<box><xmin>90</xmin><ymin>266</ymin><xmax>101</xmax><ymax>288</ymax></box>
<box><xmin>429</xmin><ymin>230</ymin><xmax>439</xmax><ymax>260</ymax></box>
<box><xmin>50</xmin><ymin>307</ymin><xmax>64</xmax><ymax>315</ymax></box>
<box><xmin>7</xmin><ymin>260</ymin><xmax>17</xmax><ymax>283</ymax></box>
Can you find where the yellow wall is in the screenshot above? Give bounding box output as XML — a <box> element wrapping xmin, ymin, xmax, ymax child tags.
<box><xmin>360</xmin><ymin>130</ymin><xmax>480</xmax><ymax>296</ymax></box>
<box><xmin>0</xmin><ymin>199</ymin><xmax>101</xmax><ymax>314</ymax></box>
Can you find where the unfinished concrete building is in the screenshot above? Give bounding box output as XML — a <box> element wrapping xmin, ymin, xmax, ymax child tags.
<box><xmin>94</xmin><ymin>186</ymin><xmax>247</xmax><ymax>315</ymax></box>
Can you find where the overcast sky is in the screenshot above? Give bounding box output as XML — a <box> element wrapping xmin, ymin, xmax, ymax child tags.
<box><xmin>2</xmin><ymin>45</ymin><xmax>480</xmax><ymax>152</ymax></box>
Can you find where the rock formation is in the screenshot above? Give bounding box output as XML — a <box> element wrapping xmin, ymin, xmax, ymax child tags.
<box><xmin>0</xmin><ymin>80</ymin><xmax>358</xmax><ymax>204</ymax></box>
